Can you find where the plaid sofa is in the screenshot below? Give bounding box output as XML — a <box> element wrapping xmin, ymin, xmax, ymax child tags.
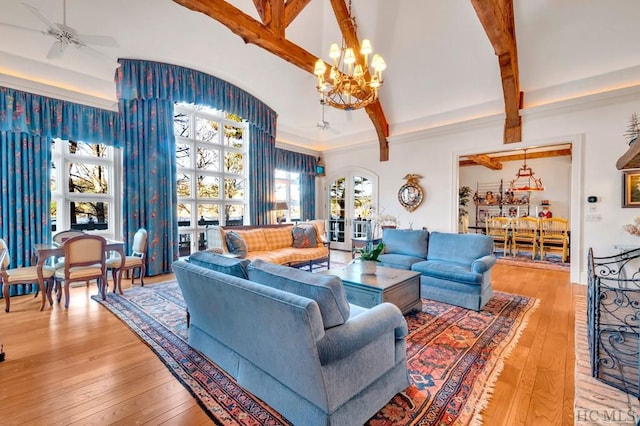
<box><xmin>206</xmin><ymin>221</ymin><xmax>330</xmax><ymax>270</ymax></box>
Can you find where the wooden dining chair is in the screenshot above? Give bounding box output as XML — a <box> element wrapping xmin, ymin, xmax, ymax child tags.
<box><xmin>511</xmin><ymin>217</ymin><xmax>539</xmax><ymax>259</ymax></box>
<box><xmin>485</xmin><ymin>216</ymin><xmax>511</xmax><ymax>256</ymax></box>
<box><xmin>539</xmin><ymin>217</ymin><xmax>570</xmax><ymax>262</ymax></box>
<box><xmin>52</xmin><ymin>234</ymin><xmax>107</xmax><ymax>309</ymax></box>
<box><xmin>106</xmin><ymin>228</ymin><xmax>147</xmax><ymax>293</ymax></box>
<box><xmin>0</xmin><ymin>238</ymin><xmax>55</xmax><ymax>312</ymax></box>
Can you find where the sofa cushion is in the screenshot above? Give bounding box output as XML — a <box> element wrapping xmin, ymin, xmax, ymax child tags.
<box><xmin>383</xmin><ymin>228</ymin><xmax>429</xmax><ymax>258</ymax></box>
<box><xmin>292</xmin><ymin>224</ymin><xmax>318</xmax><ymax>248</ymax></box>
<box><xmin>188</xmin><ymin>251</ymin><xmax>250</xmax><ymax>279</ymax></box>
<box><xmin>411</xmin><ymin>260</ymin><xmax>483</xmax><ymax>285</ymax></box>
<box><xmin>262</xmin><ymin>226</ymin><xmax>294</xmax><ymax>250</ymax></box>
<box><xmin>206</xmin><ymin>226</ymin><xmax>229</xmax><ymax>253</ymax></box>
<box><xmin>225</xmin><ymin>231</ymin><xmax>248</xmax><ymax>258</ymax></box>
<box><xmin>234</xmin><ymin>228</ymin><xmax>269</xmax><ymax>252</ymax></box>
<box><xmin>427</xmin><ymin>232</ymin><xmax>493</xmax><ymax>264</ymax></box>
<box><xmin>377</xmin><ymin>253</ymin><xmax>425</xmax><ymax>270</ymax></box>
<box><xmin>248</xmin><ymin>259</ymin><xmax>350</xmax><ymax>328</ymax></box>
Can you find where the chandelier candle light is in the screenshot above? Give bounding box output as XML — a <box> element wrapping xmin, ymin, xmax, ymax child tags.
<box><xmin>313</xmin><ymin>0</ymin><xmax>386</xmax><ymax>110</ymax></box>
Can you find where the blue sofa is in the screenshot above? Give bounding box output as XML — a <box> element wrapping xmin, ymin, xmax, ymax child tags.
<box><xmin>377</xmin><ymin>229</ymin><xmax>496</xmax><ymax>311</ymax></box>
<box><xmin>173</xmin><ymin>253</ymin><xmax>410</xmax><ymax>426</ymax></box>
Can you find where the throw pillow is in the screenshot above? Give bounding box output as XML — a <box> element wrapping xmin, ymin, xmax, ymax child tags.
<box><xmin>292</xmin><ymin>224</ymin><xmax>317</xmax><ymax>248</ymax></box>
<box><xmin>225</xmin><ymin>231</ymin><xmax>248</xmax><ymax>258</ymax></box>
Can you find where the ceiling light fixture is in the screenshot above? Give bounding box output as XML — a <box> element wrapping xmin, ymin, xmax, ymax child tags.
<box><xmin>509</xmin><ymin>149</ymin><xmax>544</xmax><ymax>191</ymax></box>
<box><xmin>313</xmin><ymin>0</ymin><xmax>386</xmax><ymax>111</ymax></box>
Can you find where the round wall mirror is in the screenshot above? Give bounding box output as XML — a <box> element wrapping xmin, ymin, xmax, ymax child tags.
<box><xmin>398</xmin><ymin>179</ymin><xmax>424</xmax><ymax>212</ymax></box>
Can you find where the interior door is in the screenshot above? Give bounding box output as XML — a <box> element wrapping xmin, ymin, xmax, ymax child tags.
<box><xmin>328</xmin><ymin>171</ymin><xmax>376</xmax><ymax>251</ymax></box>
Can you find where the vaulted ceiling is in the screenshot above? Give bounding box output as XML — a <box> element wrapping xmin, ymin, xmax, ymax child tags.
<box><xmin>0</xmin><ymin>0</ymin><xmax>639</xmax><ymax>160</ymax></box>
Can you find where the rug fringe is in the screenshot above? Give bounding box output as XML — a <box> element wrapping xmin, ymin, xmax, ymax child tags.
<box><xmin>470</xmin><ymin>297</ymin><xmax>541</xmax><ymax>425</ymax></box>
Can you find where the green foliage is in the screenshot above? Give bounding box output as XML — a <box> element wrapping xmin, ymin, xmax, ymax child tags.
<box><xmin>354</xmin><ymin>242</ymin><xmax>385</xmax><ymax>262</ymax></box>
<box><xmin>459</xmin><ymin>186</ymin><xmax>472</xmax><ymax>217</ymax></box>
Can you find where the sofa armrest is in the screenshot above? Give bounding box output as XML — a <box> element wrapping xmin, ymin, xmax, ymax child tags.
<box><xmin>471</xmin><ymin>254</ymin><xmax>497</xmax><ymax>273</ymax></box>
<box><xmin>316</xmin><ymin>303</ymin><xmax>407</xmax><ymax>364</ymax></box>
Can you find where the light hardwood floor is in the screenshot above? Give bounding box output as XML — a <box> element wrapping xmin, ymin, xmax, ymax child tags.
<box><xmin>0</xmin><ymin>251</ymin><xmax>576</xmax><ymax>425</ymax></box>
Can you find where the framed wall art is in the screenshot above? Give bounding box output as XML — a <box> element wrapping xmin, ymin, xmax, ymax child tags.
<box><xmin>622</xmin><ymin>170</ymin><xmax>640</xmax><ymax>207</ymax></box>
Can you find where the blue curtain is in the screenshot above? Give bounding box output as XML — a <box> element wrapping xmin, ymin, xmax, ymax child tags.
<box><xmin>275</xmin><ymin>148</ymin><xmax>317</xmax><ymax>220</ymax></box>
<box><xmin>115</xmin><ymin>59</ymin><xmax>278</xmax><ymax>271</ymax></box>
<box><xmin>0</xmin><ymin>86</ymin><xmax>122</xmax><ymax>296</ymax></box>
<box><xmin>119</xmin><ymin>99</ymin><xmax>178</xmax><ymax>276</ymax></box>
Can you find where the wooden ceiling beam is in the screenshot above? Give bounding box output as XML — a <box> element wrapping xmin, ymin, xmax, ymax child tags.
<box><xmin>329</xmin><ymin>0</ymin><xmax>390</xmax><ymax>161</ymax></box>
<box><xmin>466</xmin><ymin>154</ymin><xmax>503</xmax><ymax>170</ymax></box>
<box><xmin>173</xmin><ymin>0</ymin><xmax>319</xmax><ymax>73</ymax></box>
<box><xmin>284</xmin><ymin>0</ymin><xmax>313</xmax><ymax>27</ymax></box>
<box><xmin>174</xmin><ymin>0</ymin><xmax>391</xmax><ymax>160</ymax></box>
<box><xmin>459</xmin><ymin>148</ymin><xmax>572</xmax><ymax>167</ymax></box>
<box><xmin>252</xmin><ymin>0</ymin><xmax>267</xmax><ymax>22</ymax></box>
<box><xmin>270</xmin><ymin>0</ymin><xmax>285</xmax><ymax>38</ymax></box>
<box><xmin>471</xmin><ymin>0</ymin><xmax>522</xmax><ymax>144</ymax></box>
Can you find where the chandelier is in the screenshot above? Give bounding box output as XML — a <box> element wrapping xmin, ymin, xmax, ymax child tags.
<box><xmin>313</xmin><ymin>0</ymin><xmax>386</xmax><ymax>111</ymax></box>
<box><xmin>509</xmin><ymin>149</ymin><xmax>544</xmax><ymax>191</ymax></box>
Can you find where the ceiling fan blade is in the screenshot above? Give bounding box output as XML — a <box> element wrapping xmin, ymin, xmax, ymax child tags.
<box><xmin>329</xmin><ymin>127</ymin><xmax>341</xmax><ymax>135</ymax></box>
<box><xmin>46</xmin><ymin>41</ymin><xmax>65</xmax><ymax>59</ymax></box>
<box><xmin>22</xmin><ymin>2</ymin><xmax>57</xmax><ymax>30</ymax></box>
<box><xmin>0</xmin><ymin>21</ymin><xmax>43</xmax><ymax>34</ymax></box>
<box><xmin>78</xmin><ymin>34</ymin><xmax>119</xmax><ymax>47</ymax></box>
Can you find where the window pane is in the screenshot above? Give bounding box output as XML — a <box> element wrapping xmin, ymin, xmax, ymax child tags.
<box><xmin>196</xmin><ymin>147</ymin><xmax>220</xmax><ymax>171</ymax></box>
<box><xmin>179</xmin><ymin>232</ymin><xmax>192</xmax><ymax>257</ymax></box>
<box><xmin>224</xmin><ymin>151</ymin><xmax>243</xmax><ymax>174</ymax></box>
<box><xmin>275</xmin><ymin>169</ymin><xmax>287</xmax><ymax>179</ymax></box>
<box><xmin>69</xmin><ymin>201</ymin><xmax>109</xmax><ymax>230</ymax></box>
<box><xmin>195</xmin><ymin>117</ymin><xmax>219</xmax><ymax>143</ymax></box>
<box><xmin>174</xmin><ymin>112</ymin><xmax>191</xmax><ymax>138</ymax></box>
<box><xmin>197</xmin><ymin>204</ymin><xmax>220</xmax><ymax>225</ymax></box>
<box><xmin>177</xmin><ymin>174</ymin><xmax>191</xmax><ymax>197</ymax></box>
<box><xmin>275</xmin><ymin>182</ymin><xmax>287</xmax><ymax>200</ymax></box>
<box><xmin>67</xmin><ymin>141</ymin><xmax>107</xmax><ymax>158</ymax></box>
<box><xmin>178</xmin><ymin>203</ymin><xmax>192</xmax><ymax>227</ymax></box>
<box><xmin>51</xmin><ymin>201</ymin><xmax>57</xmax><ymax>232</ymax></box>
<box><xmin>176</xmin><ymin>143</ymin><xmax>191</xmax><ymax>168</ymax></box>
<box><xmin>225</xmin><ymin>204</ymin><xmax>244</xmax><ymax>226</ymax></box>
<box><xmin>197</xmin><ymin>175</ymin><xmax>220</xmax><ymax>199</ymax></box>
<box><xmin>224</xmin><ymin>124</ymin><xmax>244</xmax><ymax>148</ymax></box>
<box><xmin>50</xmin><ymin>161</ymin><xmax>57</xmax><ymax>192</ymax></box>
<box><xmin>68</xmin><ymin>163</ymin><xmax>108</xmax><ymax>194</ymax></box>
<box><xmin>225</xmin><ymin>178</ymin><xmax>244</xmax><ymax>199</ymax></box>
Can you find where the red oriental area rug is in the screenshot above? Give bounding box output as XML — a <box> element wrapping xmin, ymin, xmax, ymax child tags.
<box><xmin>93</xmin><ymin>282</ymin><xmax>538</xmax><ymax>425</ymax></box>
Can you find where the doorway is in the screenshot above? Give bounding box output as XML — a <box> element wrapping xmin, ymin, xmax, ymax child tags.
<box><xmin>458</xmin><ymin>142</ymin><xmax>573</xmax><ymax>266</ymax></box>
<box><xmin>327</xmin><ymin>169</ymin><xmax>378</xmax><ymax>251</ymax></box>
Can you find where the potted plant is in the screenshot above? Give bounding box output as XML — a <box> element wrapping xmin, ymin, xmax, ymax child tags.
<box><xmin>459</xmin><ymin>186</ymin><xmax>472</xmax><ymax>233</ymax></box>
<box><xmin>352</xmin><ymin>242</ymin><xmax>385</xmax><ymax>274</ymax></box>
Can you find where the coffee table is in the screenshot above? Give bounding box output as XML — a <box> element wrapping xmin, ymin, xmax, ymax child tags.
<box><xmin>321</xmin><ymin>263</ymin><xmax>422</xmax><ymax>314</ymax></box>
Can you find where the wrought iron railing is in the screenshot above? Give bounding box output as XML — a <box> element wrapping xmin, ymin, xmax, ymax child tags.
<box><xmin>588</xmin><ymin>247</ymin><xmax>640</xmax><ymax>397</ymax></box>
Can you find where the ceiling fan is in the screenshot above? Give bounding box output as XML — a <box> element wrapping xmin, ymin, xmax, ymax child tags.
<box><xmin>317</xmin><ymin>101</ymin><xmax>341</xmax><ymax>134</ymax></box>
<box><xmin>0</xmin><ymin>0</ymin><xmax>118</xmax><ymax>60</ymax></box>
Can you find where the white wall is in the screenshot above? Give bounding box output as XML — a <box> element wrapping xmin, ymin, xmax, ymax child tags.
<box><xmin>318</xmin><ymin>86</ymin><xmax>640</xmax><ymax>284</ymax></box>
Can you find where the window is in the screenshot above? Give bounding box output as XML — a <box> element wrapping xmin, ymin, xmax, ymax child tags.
<box><xmin>174</xmin><ymin>103</ymin><xmax>249</xmax><ymax>256</ymax></box>
<box><xmin>275</xmin><ymin>170</ymin><xmax>300</xmax><ymax>222</ymax></box>
<box><xmin>50</xmin><ymin>139</ymin><xmax>119</xmax><ymax>238</ymax></box>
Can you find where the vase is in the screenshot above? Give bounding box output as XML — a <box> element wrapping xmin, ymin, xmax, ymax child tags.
<box><xmin>359</xmin><ymin>260</ymin><xmax>377</xmax><ymax>275</ymax></box>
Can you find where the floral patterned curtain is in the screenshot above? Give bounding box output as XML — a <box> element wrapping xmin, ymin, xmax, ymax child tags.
<box><xmin>275</xmin><ymin>148</ymin><xmax>317</xmax><ymax>220</ymax></box>
<box><xmin>115</xmin><ymin>59</ymin><xmax>278</xmax><ymax>272</ymax></box>
<box><xmin>0</xmin><ymin>86</ymin><xmax>122</xmax><ymax>296</ymax></box>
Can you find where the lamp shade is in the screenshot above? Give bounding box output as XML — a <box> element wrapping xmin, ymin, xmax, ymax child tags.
<box><xmin>274</xmin><ymin>201</ymin><xmax>288</xmax><ymax>211</ymax></box>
